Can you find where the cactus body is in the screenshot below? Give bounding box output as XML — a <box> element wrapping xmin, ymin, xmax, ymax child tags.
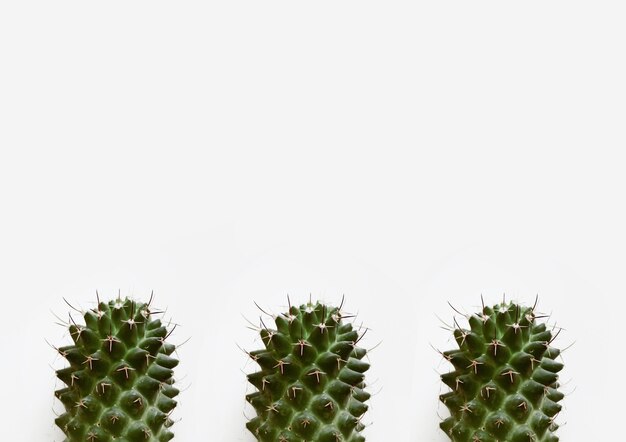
<box><xmin>246</xmin><ymin>300</ymin><xmax>370</xmax><ymax>442</ymax></box>
<box><xmin>54</xmin><ymin>297</ymin><xmax>179</xmax><ymax>442</ymax></box>
<box><xmin>439</xmin><ymin>300</ymin><xmax>564</xmax><ymax>442</ymax></box>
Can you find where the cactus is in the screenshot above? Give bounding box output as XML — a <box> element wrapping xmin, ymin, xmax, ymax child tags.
<box><xmin>438</xmin><ymin>297</ymin><xmax>564</xmax><ymax>442</ymax></box>
<box><xmin>53</xmin><ymin>294</ymin><xmax>179</xmax><ymax>441</ymax></box>
<box><xmin>245</xmin><ymin>298</ymin><xmax>370</xmax><ymax>442</ymax></box>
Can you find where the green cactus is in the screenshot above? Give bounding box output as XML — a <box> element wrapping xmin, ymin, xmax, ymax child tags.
<box><xmin>53</xmin><ymin>294</ymin><xmax>179</xmax><ymax>441</ymax></box>
<box><xmin>245</xmin><ymin>299</ymin><xmax>370</xmax><ymax>442</ymax></box>
<box><xmin>438</xmin><ymin>298</ymin><xmax>564</xmax><ymax>442</ymax></box>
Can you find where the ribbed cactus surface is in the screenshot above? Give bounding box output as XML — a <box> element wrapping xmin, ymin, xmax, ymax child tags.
<box><xmin>439</xmin><ymin>299</ymin><xmax>564</xmax><ymax>442</ymax></box>
<box><xmin>246</xmin><ymin>300</ymin><xmax>370</xmax><ymax>442</ymax></box>
<box><xmin>54</xmin><ymin>296</ymin><xmax>179</xmax><ymax>442</ymax></box>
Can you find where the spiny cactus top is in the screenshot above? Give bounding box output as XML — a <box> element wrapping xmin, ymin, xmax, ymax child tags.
<box><xmin>245</xmin><ymin>300</ymin><xmax>370</xmax><ymax>442</ymax></box>
<box><xmin>439</xmin><ymin>299</ymin><xmax>564</xmax><ymax>442</ymax></box>
<box><xmin>54</xmin><ymin>296</ymin><xmax>179</xmax><ymax>442</ymax></box>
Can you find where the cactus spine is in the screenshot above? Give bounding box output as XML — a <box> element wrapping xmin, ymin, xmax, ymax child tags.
<box><xmin>245</xmin><ymin>299</ymin><xmax>370</xmax><ymax>442</ymax></box>
<box><xmin>53</xmin><ymin>294</ymin><xmax>179</xmax><ymax>441</ymax></box>
<box><xmin>439</xmin><ymin>298</ymin><xmax>564</xmax><ymax>442</ymax></box>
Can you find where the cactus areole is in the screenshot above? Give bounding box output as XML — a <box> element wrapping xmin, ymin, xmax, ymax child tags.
<box><xmin>246</xmin><ymin>299</ymin><xmax>370</xmax><ymax>442</ymax></box>
<box><xmin>439</xmin><ymin>299</ymin><xmax>564</xmax><ymax>442</ymax></box>
<box><xmin>54</xmin><ymin>295</ymin><xmax>179</xmax><ymax>441</ymax></box>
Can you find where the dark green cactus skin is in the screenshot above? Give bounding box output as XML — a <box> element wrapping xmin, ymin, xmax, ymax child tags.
<box><xmin>54</xmin><ymin>297</ymin><xmax>179</xmax><ymax>442</ymax></box>
<box><xmin>439</xmin><ymin>301</ymin><xmax>564</xmax><ymax>442</ymax></box>
<box><xmin>246</xmin><ymin>301</ymin><xmax>370</xmax><ymax>442</ymax></box>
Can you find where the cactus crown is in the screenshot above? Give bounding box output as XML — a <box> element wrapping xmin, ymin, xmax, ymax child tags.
<box><xmin>53</xmin><ymin>295</ymin><xmax>179</xmax><ymax>442</ymax></box>
<box><xmin>245</xmin><ymin>299</ymin><xmax>370</xmax><ymax>442</ymax></box>
<box><xmin>439</xmin><ymin>298</ymin><xmax>564</xmax><ymax>442</ymax></box>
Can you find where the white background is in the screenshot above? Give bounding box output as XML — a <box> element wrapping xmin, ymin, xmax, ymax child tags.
<box><xmin>1</xmin><ymin>2</ymin><xmax>625</xmax><ymax>441</ymax></box>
